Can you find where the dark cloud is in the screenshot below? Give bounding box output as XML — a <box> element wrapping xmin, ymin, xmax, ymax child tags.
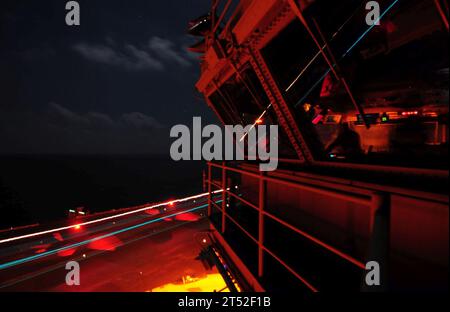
<box><xmin>0</xmin><ymin>103</ymin><xmax>169</xmax><ymax>155</ymax></box>
<box><xmin>148</xmin><ymin>36</ymin><xmax>192</xmax><ymax>67</ymax></box>
<box><xmin>73</xmin><ymin>42</ymin><xmax>164</xmax><ymax>71</ymax></box>
<box><xmin>47</xmin><ymin>102</ymin><xmax>164</xmax><ymax>130</ymax></box>
<box><xmin>122</xmin><ymin>112</ymin><xmax>164</xmax><ymax>129</ymax></box>
<box><xmin>73</xmin><ymin>36</ymin><xmax>193</xmax><ymax>71</ymax></box>
<box><xmin>0</xmin><ymin>0</ymin><xmax>218</xmax><ymax>155</ymax></box>
<box><xmin>48</xmin><ymin>102</ymin><xmax>90</xmax><ymax>125</ymax></box>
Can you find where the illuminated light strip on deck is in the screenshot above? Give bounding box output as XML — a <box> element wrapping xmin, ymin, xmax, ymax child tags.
<box><xmin>0</xmin><ymin>190</ymin><xmax>223</xmax><ymax>244</ymax></box>
<box><xmin>0</xmin><ymin>201</ymin><xmax>220</xmax><ymax>270</ymax></box>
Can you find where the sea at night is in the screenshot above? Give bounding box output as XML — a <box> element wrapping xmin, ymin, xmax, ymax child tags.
<box><xmin>0</xmin><ymin>155</ymin><xmax>205</xmax><ymax>228</ymax></box>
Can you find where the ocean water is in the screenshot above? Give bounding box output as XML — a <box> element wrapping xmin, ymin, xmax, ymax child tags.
<box><xmin>0</xmin><ymin>155</ymin><xmax>206</xmax><ymax>228</ymax></box>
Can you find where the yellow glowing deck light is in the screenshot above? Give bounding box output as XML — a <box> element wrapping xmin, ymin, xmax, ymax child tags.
<box><xmin>151</xmin><ymin>273</ymin><xmax>230</xmax><ymax>292</ymax></box>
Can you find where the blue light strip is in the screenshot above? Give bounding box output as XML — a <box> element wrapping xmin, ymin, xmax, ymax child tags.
<box><xmin>294</xmin><ymin>0</ymin><xmax>400</xmax><ymax>108</ymax></box>
<box><xmin>294</xmin><ymin>68</ymin><xmax>332</xmax><ymax>108</ymax></box>
<box><xmin>343</xmin><ymin>0</ymin><xmax>400</xmax><ymax>58</ymax></box>
<box><xmin>0</xmin><ymin>201</ymin><xmax>220</xmax><ymax>270</ymax></box>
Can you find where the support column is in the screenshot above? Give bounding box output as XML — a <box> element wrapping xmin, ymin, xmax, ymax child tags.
<box><xmin>363</xmin><ymin>192</ymin><xmax>391</xmax><ymax>292</ymax></box>
<box><xmin>221</xmin><ymin>162</ymin><xmax>227</xmax><ymax>233</ymax></box>
<box><xmin>207</xmin><ymin>163</ymin><xmax>212</xmax><ymax>217</ymax></box>
<box><xmin>258</xmin><ymin>171</ymin><xmax>266</xmax><ymax>278</ymax></box>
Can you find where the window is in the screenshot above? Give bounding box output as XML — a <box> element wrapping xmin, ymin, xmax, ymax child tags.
<box><xmin>261</xmin><ymin>0</ymin><xmax>448</xmax><ymax>169</ymax></box>
<box><xmin>207</xmin><ymin>64</ymin><xmax>297</xmax><ymax>158</ymax></box>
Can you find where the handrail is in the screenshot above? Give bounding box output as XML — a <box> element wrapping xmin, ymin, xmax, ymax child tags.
<box><xmin>210</xmin><ymin>198</ymin><xmax>318</xmax><ymax>292</ymax></box>
<box><xmin>208</xmin><ymin>178</ymin><xmax>365</xmax><ymax>269</ymax></box>
<box><xmin>209</xmin><ymin>161</ymin><xmax>371</xmax><ymax>206</ymax></box>
<box><xmin>206</xmin><ymin>161</ymin><xmax>378</xmax><ymax>292</ymax></box>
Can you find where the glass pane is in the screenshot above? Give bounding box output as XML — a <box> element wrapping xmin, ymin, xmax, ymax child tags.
<box><xmin>207</xmin><ymin>65</ymin><xmax>298</xmax><ymax>159</ymax></box>
<box><xmin>262</xmin><ymin>0</ymin><xmax>448</xmax><ymax>168</ymax></box>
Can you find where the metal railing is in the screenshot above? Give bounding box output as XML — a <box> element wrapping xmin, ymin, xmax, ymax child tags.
<box><xmin>206</xmin><ymin>161</ymin><xmax>391</xmax><ymax>292</ymax></box>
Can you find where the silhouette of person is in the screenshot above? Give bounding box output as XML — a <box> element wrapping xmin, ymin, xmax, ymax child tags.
<box><xmin>325</xmin><ymin>122</ymin><xmax>363</xmax><ymax>158</ymax></box>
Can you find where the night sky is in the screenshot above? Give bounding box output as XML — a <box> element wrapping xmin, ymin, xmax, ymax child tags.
<box><xmin>0</xmin><ymin>0</ymin><xmax>218</xmax><ymax>155</ymax></box>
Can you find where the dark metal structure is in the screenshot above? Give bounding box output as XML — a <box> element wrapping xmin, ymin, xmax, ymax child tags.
<box><xmin>192</xmin><ymin>0</ymin><xmax>449</xmax><ymax>291</ymax></box>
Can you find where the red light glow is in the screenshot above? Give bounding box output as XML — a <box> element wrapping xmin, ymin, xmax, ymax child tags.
<box><xmin>57</xmin><ymin>246</ymin><xmax>77</xmax><ymax>257</ymax></box>
<box><xmin>53</xmin><ymin>232</ymin><xmax>64</xmax><ymax>242</ymax></box>
<box><xmin>88</xmin><ymin>236</ymin><xmax>123</xmax><ymax>251</ymax></box>
<box><xmin>402</xmin><ymin>111</ymin><xmax>419</xmax><ymax>116</ymax></box>
<box><xmin>174</xmin><ymin>212</ymin><xmax>201</xmax><ymax>222</ymax></box>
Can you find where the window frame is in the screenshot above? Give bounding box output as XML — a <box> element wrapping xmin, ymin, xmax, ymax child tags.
<box><xmin>250</xmin><ymin>0</ymin><xmax>448</xmax><ymax>176</ymax></box>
